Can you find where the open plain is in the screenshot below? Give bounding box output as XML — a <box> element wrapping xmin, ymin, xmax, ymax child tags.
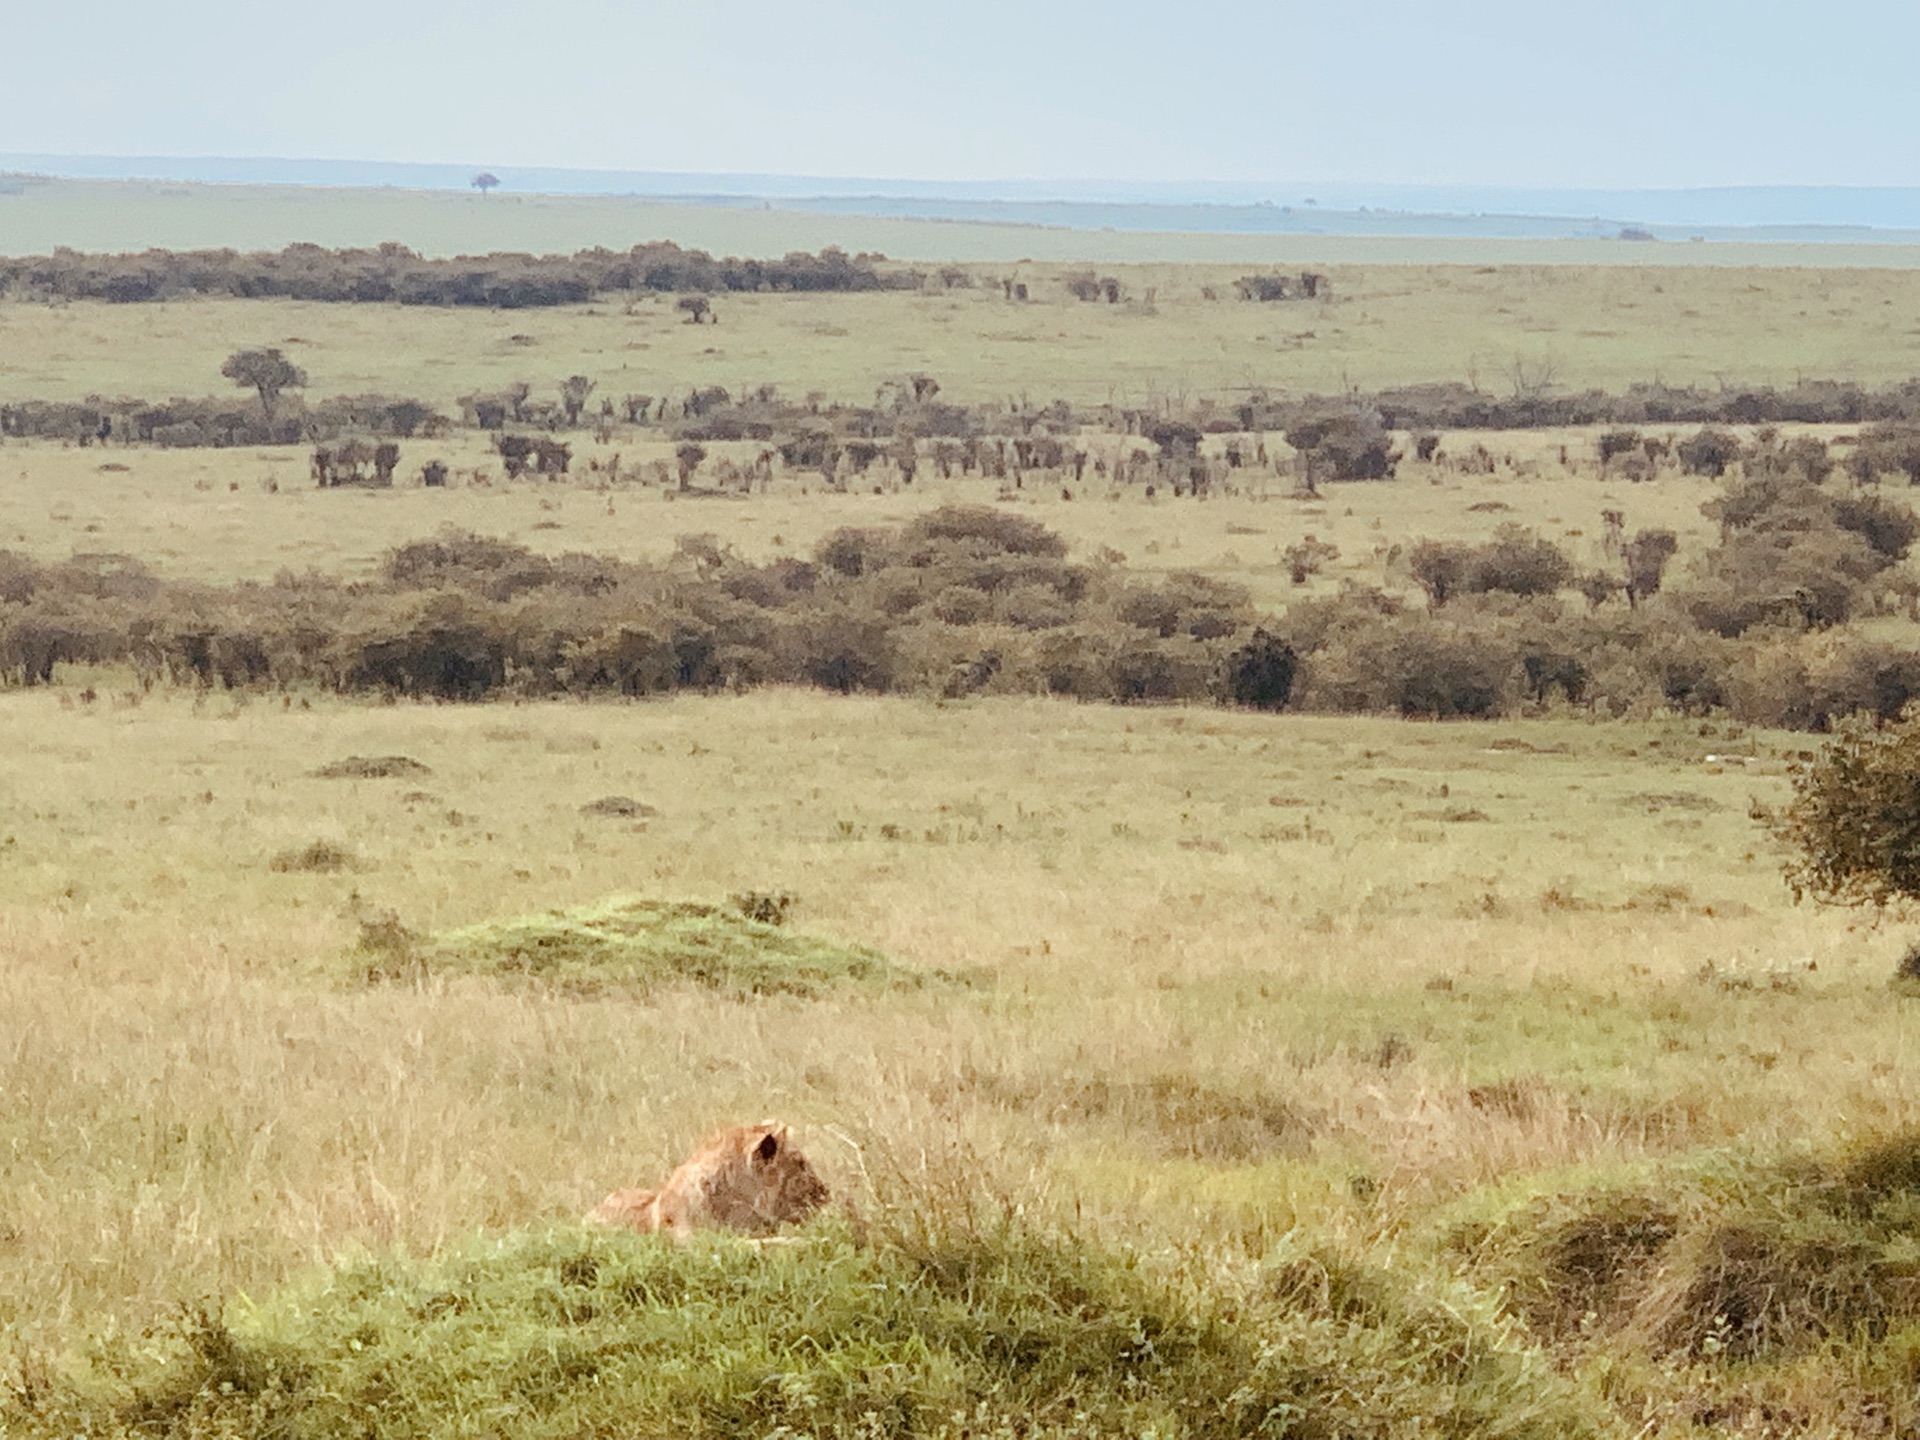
<box><xmin>5</xmin><ymin>196</ymin><xmax>1920</xmax><ymax>1436</ymax></box>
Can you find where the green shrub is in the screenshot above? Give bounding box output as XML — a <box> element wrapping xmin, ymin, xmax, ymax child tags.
<box><xmin>1222</xmin><ymin>628</ymin><xmax>1297</xmax><ymax>710</ymax></box>
<box><xmin>1676</xmin><ymin>427</ymin><xmax>1744</xmax><ymax>477</ymax></box>
<box><xmin>1457</xmin><ymin>1131</ymin><xmax>1920</xmax><ymax>1371</ymax></box>
<box><xmin>1773</xmin><ymin>709</ymin><xmax>1920</xmax><ymax>912</ymax></box>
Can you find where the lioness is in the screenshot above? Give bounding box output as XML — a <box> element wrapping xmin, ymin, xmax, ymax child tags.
<box><xmin>588</xmin><ymin>1120</ymin><xmax>828</xmax><ymax>1240</ymax></box>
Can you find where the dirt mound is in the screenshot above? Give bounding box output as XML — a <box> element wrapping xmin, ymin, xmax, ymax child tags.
<box><xmin>269</xmin><ymin>840</ymin><xmax>357</xmax><ymax>874</ymax></box>
<box><xmin>313</xmin><ymin>755</ymin><xmax>432</xmax><ymax>779</ymax></box>
<box><xmin>579</xmin><ymin>795</ymin><xmax>658</xmax><ymax>818</ymax></box>
<box><xmin>358</xmin><ymin>894</ymin><xmax>910</xmax><ymax>999</ymax></box>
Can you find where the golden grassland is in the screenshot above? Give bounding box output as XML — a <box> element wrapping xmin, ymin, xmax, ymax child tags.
<box><xmin>5</xmin><ymin>258</ymin><xmax>1920</xmax><ymax>412</ymax></box>
<box><xmin>0</xmin><ymin>687</ymin><xmax>1901</xmax><ymax>1345</ymax></box>
<box><xmin>0</xmin><ymin>425</ymin><xmax>1741</xmax><ymax>605</ymax></box>
<box><xmin>9</xmin><ymin>246</ymin><xmax>1920</xmax><ymax>1433</ymax></box>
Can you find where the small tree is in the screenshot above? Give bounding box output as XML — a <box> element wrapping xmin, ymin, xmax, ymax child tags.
<box><xmin>1676</xmin><ymin>427</ymin><xmax>1743</xmax><ymax>478</ymax></box>
<box><xmin>1597</xmin><ymin>429</ymin><xmax>1643</xmax><ymax>468</ymax></box>
<box><xmin>1466</xmin><ymin>525</ymin><xmax>1572</xmax><ymax>597</ymax></box>
<box><xmin>675</xmin><ymin>442</ymin><xmax>707</xmax><ymax>490</ymax></box>
<box><xmin>1286</xmin><ymin>411</ymin><xmax>1399</xmax><ymax>485</ymax></box>
<box><xmin>560</xmin><ymin>375</ymin><xmax>596</xmax><ymax>426</ymax></box>
<box><xmin>471</xmin><ymin>173</ymin><xmax>500</xmax><ymax>194</ymax></box>
<box><xmin>677</xmin><ymin>295</ymin><xmax>714</xmax><ymax>325</ymax></box>
<box><xmin>1222</xmin><ymin>629</ymin><xmax>1297</xmax><ymax>710</ymax></box>
<box><xmin>1774</xmin><ymin>712</ymin><xmax>1920</xmax><ymax>966</ymax></box>
<box><xmin>1408</xmin><ymin>540</ymin><xmax>1472</xmax><ymax>606</ymax></box>
<box><xmin>1621</xmin><ymin>528</ymin><xmax>1678</xmax><ymax>607</ymax></box>
<box><xmin>220</xmin><ymin>348</ymin><xmax>306</xmax><ymax>419</ymax></box>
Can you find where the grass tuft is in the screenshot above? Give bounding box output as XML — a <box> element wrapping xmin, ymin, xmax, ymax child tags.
<box><xmin>312</xmin><ymin>755</ymin><xmax>432</xmax><ymax>779</ymax></box>
<box><xmin>1459</xmin><ymin>1131</ymin><xmax>1920</xmax><ymax>1372</ymax></box>
<box><xmin>368</xmin><ymin>894</ymin><xmax>912</xmax><ymax>998</ymax></box>
<box><xmin>268</xmin><ymin>840</ymin><xmax>358</xmax><ymax>874</ymax></box>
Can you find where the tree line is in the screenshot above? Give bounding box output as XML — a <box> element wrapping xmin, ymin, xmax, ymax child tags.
<box><xmin>5</xmin><ymin>486</ymin><xmax>1920</xmax><ymax>730</ymax></box>
<box><xmin>0</xmin><ymin>242</ymin><xmax>917</xmax><ymax>307</ymax></box>
<box><xmin>13</xmin><ymin>358</ymin><xmax>1920</xmax><ymax>482</ymax></box>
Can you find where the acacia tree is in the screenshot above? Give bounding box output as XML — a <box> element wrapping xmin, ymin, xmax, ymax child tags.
<box><xmin>1774</xmin><ymin>711</ymin><xmax>1920</xmax><ymax>970</ymax></box>
<box><xmin>471</xmin><ymin>172</ymin><xmax>500</xmax><ymax>194</ymax></box>
<box><xmin>560</xmin><ymin>375</ymin><xmax>596</xmax><ymax>425</ymax></box>
<box><xmin>220</xmin><ymin>348</ymin><xmax>307</xmax><ymax>420</ymax></box>
<box><xmin>675</xmin><ymin>442</ymin><xmax>707</xmax><ymax>490</ymax></box>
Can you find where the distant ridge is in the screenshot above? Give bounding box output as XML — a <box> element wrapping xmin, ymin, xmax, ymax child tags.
<box><xmin>5</xmin><ymin>154</ymin><xmax>1920</xmax><ymax>241</ymax></box>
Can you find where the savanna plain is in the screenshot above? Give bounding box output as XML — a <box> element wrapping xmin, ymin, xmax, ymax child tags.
<box><xmin>6</xmin><ymin>203</ymin><xmax>1920</xmax><ymax>1438</ymax></box>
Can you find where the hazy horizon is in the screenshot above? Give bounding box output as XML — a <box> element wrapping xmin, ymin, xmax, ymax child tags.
<box><xmin>5</xmin><ymin>1</ymin><xmax>1915</xmax><ymax>200</ymax></box>
<box><xmin>8</xmin><ymin>157</ymin><xmax>1920</xmax><ymax>241</ymax></box>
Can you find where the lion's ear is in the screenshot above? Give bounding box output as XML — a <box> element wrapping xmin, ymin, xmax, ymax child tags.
<box><xmin>756</xmin><ymin>1131</ymin><xmax>780</xmax><ymax>1162</ymax></box>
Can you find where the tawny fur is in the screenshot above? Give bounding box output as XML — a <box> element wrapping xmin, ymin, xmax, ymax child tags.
<box><xmin>587</xmin><ymin>1121</ymin><xmax>828</xmax><ymax>1241</ymax></box>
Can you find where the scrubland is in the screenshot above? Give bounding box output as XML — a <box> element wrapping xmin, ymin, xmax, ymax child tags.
<box><xmin>5</xmin><ymin>238</ymin><xmax>1920</xmax><ymax>1435</ymax></box>
<box><xmin>0</xmin><ymin>425</ymin><xmax>1719</xmax><ymax>596</ymax></box>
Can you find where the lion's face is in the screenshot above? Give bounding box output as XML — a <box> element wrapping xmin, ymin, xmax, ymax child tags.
<box><xmin>739</xmin><ymin>1123</ymin><xmax>830</xmax><ymax>1225</ymax></box>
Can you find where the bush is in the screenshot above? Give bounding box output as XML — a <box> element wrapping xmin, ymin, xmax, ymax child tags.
<box><xmin>1682</xmin><ymin>529</ymin><xmax>1878</xmax><ymax>635</ymax></box>
<box><xmin>1408</xmin><ymin>540</ymin><xmax>1473</xmax><ymax>606</ymax></box>
<box><xmin>1676</xmin><ymin>427</ymin><xmax>1744</xmax><ymax>477</ymax></box>
<box><xmin>1287</xmin><ymin>411</ymin><xmax>1399</xmax><ymax>483</ymax></box>
<box><xmin>1596</xmin><ymin>428</ymin><xmax>1643</xmax><ymax>465</ymax></box>
<box><xmin>784</xmin><ymin>605</ymin><xmax>899</xmax><ymax>693</ymax></box>
<box><xmin>1283</xmin><ymin>535</ymin><xmax>1339</xmax><ymax>584</ymax></box>
<box><xmin>330</xmin><ymin>591</ymin><xmax>510</xmax><ymax>699</ymax></box>
<box><xmin>1833</xmin><ymin>489</ymin><xmax>1920</xmax><ymax>562</ymax></box>
<box><xmin>312</xmin><ymin>754</ymin><xmax>432</xmax><ymax>779</ymax></box>
<box><xmin>1621</xmin><ymin>528</ymin><xmax>1679</xmax><ymax>604</ymax></box>
<box><xmin>1409</xmin><ymin>530</ymin><xmax>1570</xmax><ymax>604</ymax></box>
<box><xmin>901</xmin><ymin>505</ymin><xmax>1069</xmax><ymax>559</ymax></box>
<box><xmin>1465</xmin><ymin>526</ymin><xmax>1572</xmax><ymax>597</ymax></box>
<box><xmin>1848</xmin><ymin>422</ymin><xmax>1920</xmax><ymax>484</ymax></box>
<box><xmin>1299</xmin><ymin>611</ymin><xmax>1517</xmax><ymax>718</ymax></box>
<box><xmin>1774</xmin><ymin>709</ymin><xmax>1920</xmax><ymax>910</ymax></box>
<box><xmin>1222</xmin><ymin>628</ymin><xmax>1297</xmax><ymax>709</ymax></box>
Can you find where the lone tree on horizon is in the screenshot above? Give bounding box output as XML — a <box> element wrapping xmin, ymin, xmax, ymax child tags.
<box><xmin>220</xmin><ymin>347</ymin><xmax>307</xmax><ymax>420</ymax></box>
<box><xmin>471</xmin><ymin>172</ymin><xmax>501</xmax><ymax>195</ymax></box>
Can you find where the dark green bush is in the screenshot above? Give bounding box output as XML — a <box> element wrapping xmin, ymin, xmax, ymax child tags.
<box><xmin>1676</xmin><ymin>427</ymin><xmax>1745</xmax><ymax>477</ymax></box>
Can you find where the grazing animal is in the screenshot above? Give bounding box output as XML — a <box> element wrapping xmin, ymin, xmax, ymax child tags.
<box><xmin>588</xmin><ymin>1121</ymin><xmax>828</xmax><ymax>1240</ymax></box>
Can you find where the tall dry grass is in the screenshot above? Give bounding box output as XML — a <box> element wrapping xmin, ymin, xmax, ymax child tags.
<box><xmin>1</xmin><ymin>687</ymin><xmax>1911</xmax><ymax>1363</ymax></box>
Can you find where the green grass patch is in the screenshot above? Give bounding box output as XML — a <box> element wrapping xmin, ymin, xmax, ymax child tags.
<box><xmin>355</xmin><ymin>895</ymin><xmax>911</xmax><ymax>999</ymax></box>
<box><xmin>6</xmin><ymin>1220</ymin><xmax>1610</xmax><ymax>1440</ymax></box>
<box><xmin>1443</xmin><ymin>1132</ymin><xmax>1920</xmax><ymax>1433</ymax></box>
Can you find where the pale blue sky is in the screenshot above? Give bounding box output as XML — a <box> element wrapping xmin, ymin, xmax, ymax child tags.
<box><xmin>3</xmin><ymin>0</ymin><xmax>1914</xmax><ymax>188</ymax></box>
